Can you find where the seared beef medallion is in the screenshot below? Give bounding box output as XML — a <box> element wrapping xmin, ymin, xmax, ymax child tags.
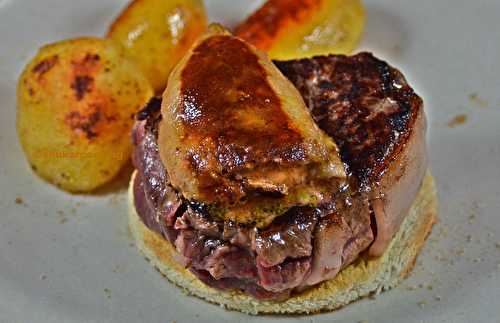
<box><xmin>131</xmin><ymin>44</ymin><xmax>426</xmax><ymax>299</ymax></box>
<box><xmin>275</xmin><ymin>53</ymin><xmax>427</xmax><ymax>256</ymax></box>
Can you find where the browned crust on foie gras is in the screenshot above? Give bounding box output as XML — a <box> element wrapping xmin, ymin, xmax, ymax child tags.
<box><xmin>157</xmin><ymin>26</ymin><xmax>346</xmax><ymax>227</ymax></box>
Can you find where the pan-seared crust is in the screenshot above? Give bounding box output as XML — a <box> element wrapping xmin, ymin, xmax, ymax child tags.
<box><xmin>274</xmin><ymin>53</ymin><xmax>423</xmax><ymax>188</ymax></box>
<box><xmin>128</xmin><ymin>171</ymin><xmax>438</xmax><ymax>315</ymax></box>
<box><xmin>275</xmin><ymin>53</ymin><xmax>427</xmax><ymax>255</ymax></box>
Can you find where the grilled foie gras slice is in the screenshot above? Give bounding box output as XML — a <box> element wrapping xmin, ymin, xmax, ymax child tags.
<box><xmin>158</xmin><ymin>25</ymin><xmax>346</xmax><ymax>227</ymax></box>
<box><xmin>275</xmin><ymin>53</ymin><xmax>427</xmax><ymax>256</ymax></box>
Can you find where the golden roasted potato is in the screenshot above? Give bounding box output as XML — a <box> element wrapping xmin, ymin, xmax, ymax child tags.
<box><xmin>17</xmin><ymin>37</ymin><xmax>153</xmax><ymax>193</ymax></box>
<box><xmin>234</xmin><ymin>0</ymin><xmax>366</xmax><ymax>60</ymax></box>
<box><xmin>107</xmin><ymin>0</ymin><xmax>208</xmax><ymax>94</ymax></box>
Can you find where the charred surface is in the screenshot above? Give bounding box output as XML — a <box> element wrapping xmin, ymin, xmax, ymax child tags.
<box><xmin>234</xmin><ymin>0</ymin><xmax>321</xmax><ymax>51</ymax></box>
<box><xmin>275</xmin><ymin>53</ymin><xmax>423</xmax><ymax>189</ymax></box>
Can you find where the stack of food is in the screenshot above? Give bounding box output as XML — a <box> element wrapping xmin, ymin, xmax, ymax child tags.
<box><xmin>16</xmin><ymin>0</ymin><xmax>437</xmax><ymax>315</ymax></box>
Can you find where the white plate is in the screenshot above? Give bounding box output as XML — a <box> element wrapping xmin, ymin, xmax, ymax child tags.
<box><xmin>1</xmin><ymin>0</ymin><xmax>499</xmax><ymax>322</ymax></box>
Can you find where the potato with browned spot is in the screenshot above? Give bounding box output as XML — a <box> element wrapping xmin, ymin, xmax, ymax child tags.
<box><xmin>17</xmin><ymin>37</ymin><xmax>153</xmax><ymax>192</ymax></box>
<box><xmin>107</xmin><ymin>0</ymin><xmax>207</xmax><ymax>94</ymax></box>
<box><xmin>234</xmin><ymin>0</ymin><xmax>365</xmax><ymax>60</ymax></box>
